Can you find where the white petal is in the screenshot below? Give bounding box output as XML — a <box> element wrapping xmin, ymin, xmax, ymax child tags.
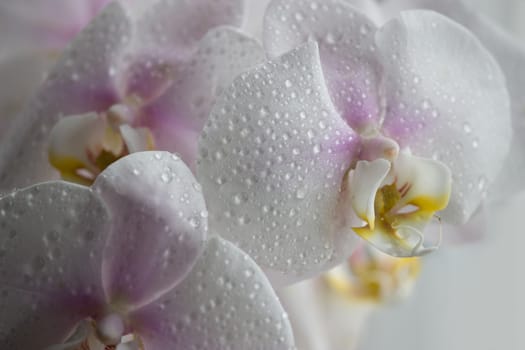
<box><xmin>367</xmin><ymin>0</ymin><xmax>525</xmax><ymax>201</ymax></box>
<box><xmin>393</xmin><ymin>151</ymin><xmax>452</xmax><ymax>211</ymax></box>
<box><xmin>0</xmin><ymin>182</ymin><xmax>111</xmax><ymax>348</ymax></box>
<box><xmin>143</xmin><ymin>26</ymin><xmax>265</xmax><ymax>170</ymax></box>
<box><xmin>376</xmin><ymin>10</ymin><xmax>511</xmax><ymax>223</ymax></box>
<box><xmin>264</xmin><ymin>0</ymin><xmax>384</xmax><ymax>132</ymax></box>
<box><xmin>0</xmin><ymin>2</ymin><xmax>132</xmax><ymax>193</ymax></box>
<box><xmin>242</xmin><ymin>0</ymin><xmax>272</xmax><ymax>40</ymax></box>
<box><xmin>348</xmin><ymin>158</ymin><xmax>391</xmax><ymax>227</ymax></box>
<box><xmin>0</xmin><ymin>288</ymin><xmax>82</xmax><ymax>349</ymax></box>
<box><xmin>93</xmin><ymin>151</ymin><xmax>207</xmax><ymax>308</ymax></box>
<box><xmin>129</xmin><ymin>236</ymin><xmax>295</xmax><ymax>350</ymax></box>
<box><xmin>128</xmin><ymin>0</ymin><xmax>245</xmax><ymax>56</ymax></box>
<box><xmin>197</xmin><ymin>42</ymin><xmax>360</xmax><ymax>278</ymax></box>
<box><xmin>0</xmin><ymin>52</ymin><xmax>55</xmax><ymax>140</ymax></box>
<box><xmin>43</xmin><ymin>320</ymin><xmax>92</xmax><ymax>350</ymax></box>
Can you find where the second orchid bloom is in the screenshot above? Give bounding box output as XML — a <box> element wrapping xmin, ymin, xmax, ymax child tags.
<box><xmin>197</xmin><ymin>0</ymin><xmax>511</xmax><ymax>278</ymax></box>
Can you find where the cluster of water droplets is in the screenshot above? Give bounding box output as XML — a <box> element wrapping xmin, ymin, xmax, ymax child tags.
<box><xmin>375</xmin><ymin>11</ymin><xmax>510</xmax><ymax>221</ymax></box>
<box><xmin>265</xmin><ymin>0</ymin><xmax>384</xmax><ymax>133</ymax></box>
<box><xmin>198</xmin><ymin>42</ymin><xmax>360</xmax><ymax>276</ymax></box>
<box><xmin>136</xmin><ymin>237</ymin><xmax>294</xmax><ymax>350</ymax></box>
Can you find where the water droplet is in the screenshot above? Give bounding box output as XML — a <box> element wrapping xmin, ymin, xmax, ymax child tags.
<box><xmin>161</xmin><ymin>172</ymin><xmax>172</xmax><ymax>183</ymax></box>
<box><xmin>296</xmin><ymin>187</ymin><xmax>307</xmax><ymax>199</ymax></box>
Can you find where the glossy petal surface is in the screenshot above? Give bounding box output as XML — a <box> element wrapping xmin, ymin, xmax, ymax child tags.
<box><xmin>198</xmin><ymin>42</ymin><xmax>360</xmax><ymax>277</ymax></box>
<box><xmin>264</xmin><ymin>0</ymin><xmax>383</xmax><ymax>132</ymax></box>
<box><xmin>377</xmin><ymin>11</ymin><xmax>511</xmax><ymax>223</ymax></box>
<box><xmin>93</xmin><ymin>152</ymin><xmax>207</xmax><ymax>307</ymax></box>
<box><xmin>0</xmin><ymin>182</ymin><xmax>110</xmax><ymax>348</ymax></box>
<box><xmin>130</xmin><ymin>237</ymin><xmax>295</xmax><ymax>350</ymax></box>
<box><xmin>0</xmin><ymin>2</ymin><xmax>131</xmax><ymax>192</ymax></box>
<box><xmin>353</xmin><ymin>0</ymin><xmax>525</xmax><ymax>199</ymax></box>
<box><xmin>143</xmin><ymin>26</ymin><xmax>265</xmax><ymax>170</ymax></box>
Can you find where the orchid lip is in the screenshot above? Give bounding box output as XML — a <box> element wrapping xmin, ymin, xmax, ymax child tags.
<box><xmin>43</xmin><ymin>317</ymin><xmax>144</xmax><ymax>350</ymax></box>
<box><xmin>345</xmin><ymin>141</ymin><xmax>452</xmax><ymax>257</ymax></box>
<box><xmin>48</xmin><ymin>104</ymin><xmax>155</xmax><ymax>185</ymax></box>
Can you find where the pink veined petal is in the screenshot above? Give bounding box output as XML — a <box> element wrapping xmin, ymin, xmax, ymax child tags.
<box><xmin>0</xmin><ymin>52</ymin><xmax>56</xmax><ymax>140</ymax></box>
<box><xmin>0</xmin><ymin>182</ymin><xmax>111</xmax><ymax>348</ymax></box>
<box><xmin>127</xmin><ymin>0</ymin><xmax>245</xmax><ymax>57</ymax></box>
<box><xmin>0</xmin><ymin>2</ymin><xmax>131</xmax><ymax>193</ymax></box>
<box><xmin>93</xmin><ymin>152</ymin><xmax>207</xmax><ymax>308</ymax></box>
<box><xmin>129</xmin><ymin>236</ymin><xmax>295</xmax><ymax>350</ymax></box>
<box><xmin>376</xmin><ymin>10</ymin><xmax>511</xmax><ymax>224</ymax></box>
<box><xmin>140</xmin><ymin>26</ymin><xmax>265</xmax><ymax>170</ymax></box>
<box><xmin>264</xmin><ymin>0</ymin><xmax>383</xmax><ymax>132</ymax></box>
<box><xmin>197</xmin><ymin>41</ymin><xmax>360</xmax><ymax>279</ymax></box>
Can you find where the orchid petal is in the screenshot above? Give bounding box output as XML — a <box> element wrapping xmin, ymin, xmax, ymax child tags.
<box><xmin>242</xmin><ymin>0</ymin><xmax>272</xmax><ymax>40</ymax></box>
<box><xmin>0</xmin><ymin>52</ymin><xmax>55</xmax><ymax>139</ymax></box>
<box><xmin>0</xmin><ymin>0</ymin><xmax>110</xmax><ymax>59</ymax></box>
<box><xmin>0</xmin><ymin>2</ymin><xmax>131</xmax><ymax>192</ymax></box>
<box><xmin>348</xmin><ymin>158</ymin><xmax>391</xmax><ymax>228</ymax></box>
<box><xmin>129</xmin><ymin>236</ymin><xmax>295</xmax><ymax>350</ymax></box>
<box><xmin>142</xmin><ymin>26</ymin><xmax>265</xmax><ymax>170</ymax></box>
<box><xmin>93</xmin><ymin>151</ymin><xmax>207</xmax><ymax>308</ymax></box>
<box><xmin>376</xmin><ymin>10</ymin><xmax>511</xmax><ymax>223</ymax></box>
<box><xmin>264</xmin><ymin>0</ymin><xmax>383</xmax><ymax>132</ymax></box>
<box><xmin>393</xmin><ymin>152</ymin><xmax>452</xmax><ymax>211</ymax></box>
<box><xmin>0</xmin><ymin>182</ymin><xmax>111</xmax><ymax>348</ymax></box>
<box><xmin>351</xmin><ymin>153</ymin><xmax>450</xmax><ymax>257</ymax></box>
<box><xmin>457</xmin><ymin>9</ymin><xmax>525</xmax><ymax>199</ymax></box>
<box><xmin>350</xmin><ymin>0</ymin><xmax>525</xmax><ymax>200</ymax></box>
<box><xmin>198</xmin><ymin>42</ymin><xmax>360</xmax><ymax>277</ymax></box>
<box><xmin>130</xmin><ymin>0</ymin><xmax>245</xmax><ymax>56</ymax></box>
<box><xmin>0</xmin><ymin>288</ymin><xmax>82</xmax><ymax>349</ymax></box>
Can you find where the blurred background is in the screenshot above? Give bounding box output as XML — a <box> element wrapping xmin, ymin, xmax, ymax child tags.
<box><xmin>466</xmin><ymin>0</ymin><xmax>525</xmax><ymax>45</ymax></box>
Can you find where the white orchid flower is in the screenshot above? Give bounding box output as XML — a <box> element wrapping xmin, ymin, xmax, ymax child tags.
<box><xmin>0</xmin><ymin>0</ymin><xmax>265</xmax><ymax>192</ymax></box>
<box><xmin>0</xmin><ymin>151</ymin><xmax>294</xmax><ymax>350</ymax></box>
<box><xmin>197</xmin><ymin>0</ymin><xmax>511</xmax><ymax>279</ymax></box>
<box><xmin>344</xmin><ymin>0</ymin><xmax>525</xmax><ymax>200</ymax></box>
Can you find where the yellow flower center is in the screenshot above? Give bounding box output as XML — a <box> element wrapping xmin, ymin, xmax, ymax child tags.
<box><xmin>323</xmin><ymin>247</ymin><xmax>421</xmax><ymax>304</ymax></box>
<box><xmin>345</xmin><ymin>144</ymin><xmax>452</xmax><ymax>257</ymax></box>
<box><xmin>48</xmin><ymin>104</ymin><xmax>155</xmax><ymax>185</ymax></box>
